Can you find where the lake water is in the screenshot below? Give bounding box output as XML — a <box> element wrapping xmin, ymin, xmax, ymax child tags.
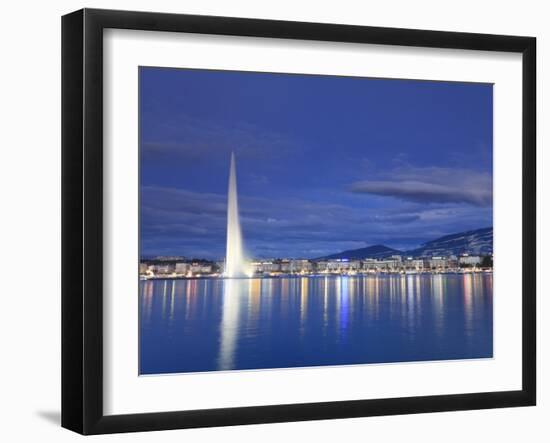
<box><xmin>139</xmin><ymin>273</ymin><xmax>493</xmax><ymax>374</ymax></box>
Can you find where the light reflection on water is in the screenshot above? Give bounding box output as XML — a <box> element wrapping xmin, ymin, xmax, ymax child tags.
<box><xmin>140</xmin><ymin>274</ymin><xmax>493</xmax><ymax>375</ymax></box>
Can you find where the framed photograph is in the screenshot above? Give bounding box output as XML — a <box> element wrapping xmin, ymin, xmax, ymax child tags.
<box><xmin>62</xmin><ymin>8</ymin><xmax>536</xmax><ymax>434</ymax></box>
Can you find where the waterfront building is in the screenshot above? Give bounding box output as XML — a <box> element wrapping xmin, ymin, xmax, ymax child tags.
<box><xmin>402</xmin><ymin>257</ymin><xmax>427</xmax><ymax>270</ymax></box>
<box><xmin>251</xmin><ymin>261</ymin><xmax>281</xmax><ymax>274</ymax></box>
<box><xmin>314</xmin><ymin>261</ymin><xmax>329</xmax><ymax>272</ymax></box>
<box><xmin>151</xmin><ymin>263</ymin><xmax>175</xmax><ymax>275</ymax></box>
<box><xmin>290</xmin><ymin>259</ymin><xmax>312</xmax><ymax>273</ymax></box>
<box><xmin>189</xmin><ymin>263</ymin><xmax>202</xmax><ymax>274</ymax></box>
<box><xmin>326</xmin><ymin>259</ymin><xmax>348</xmax><ymax>272</ymax></box>
<box><xmin>459</xmin><ymin>255</ymin><xmax>482</xmax><ymax>266</ymax></box>
<box><xmin>363</xmin><ymin>257</ymin><xmax>401</xmax><ymax>271</ymax></box>
<box><xmin>175</xmin><ymin>263</ymin><xmax>189</xmax><ymax>274</ymax></box>
<box><xmin>428</xmin><ymin>257</ymin><xmax>449</xmax><ymax>270</ymax></box>
<box><xmin>216</xmin><ymin>261</ymin><xmax>225</xmax><ymax>271</ymax></box>
<box><xmin>279</xmin><ymin>260</ymin><xmax>291</xmax><ymax>273</ymax></box>
<box><xmin>269</xmin><ymin>262</ymin><xmax>282</xmax><ymax>272</ymax></box>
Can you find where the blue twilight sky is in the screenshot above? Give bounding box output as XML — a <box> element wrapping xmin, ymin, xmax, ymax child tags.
<box><xmin>139</xmin><ymin>67</ymin><xmax>493</xmax><ymax>260</ymax></box>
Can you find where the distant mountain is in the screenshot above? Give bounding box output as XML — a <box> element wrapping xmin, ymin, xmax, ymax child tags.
<box><xmin>316</xmin><ymin>227</ymin><xmax>493</xmax><ymax>260</ymax></box>
<box><xmin>408</xmin><ymin>227</ymin><xmax>493</xmax><ymax>257</ymax></box>
<box><xmin>317</xmin><ymin>244</ymin><xmax>403</xmax><ymax>260</ymax></box>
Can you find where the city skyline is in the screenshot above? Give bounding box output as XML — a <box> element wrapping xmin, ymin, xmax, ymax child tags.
<box><xmin>140</xmin><ymin>67</ymin><xmax>493</xmax><ymax>259</ymax></box>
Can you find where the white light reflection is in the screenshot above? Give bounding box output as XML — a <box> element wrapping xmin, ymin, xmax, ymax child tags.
<box><xmin>463</xmin><ymin>273</ymin><xmax>474</xmax><ymax>339</ymax></box>
<box><xmin>432</xmin><ymin>274</ymin><xmax>444</xmax><ymax>337</ymax></box>
<box><xmin>300</xmin><ymin>277</ymin><xmax>309</xmax><ymax>333</ymax></box>
<box><xmin>217</xmin><ymin>279</ymin><xmax>244</xmax><ymax>370</ymax></box>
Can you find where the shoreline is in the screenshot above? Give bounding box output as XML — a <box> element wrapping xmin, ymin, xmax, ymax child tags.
<box><xmin>140</xmin><ymin>269</ymin><xmax>493</xmax><ymax>281</ymax></box>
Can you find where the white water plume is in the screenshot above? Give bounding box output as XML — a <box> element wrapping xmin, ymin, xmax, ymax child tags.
<box><xmin>224</xmin><ymin>152</ymin><xmax>250</xmax><ymax>278</ymax></box>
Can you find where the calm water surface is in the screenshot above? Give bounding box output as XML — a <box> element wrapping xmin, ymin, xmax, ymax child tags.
<box><xmin>139</xmin><ymin>274</ymin><xmax>492</xmax><ymax>374</ymax></box>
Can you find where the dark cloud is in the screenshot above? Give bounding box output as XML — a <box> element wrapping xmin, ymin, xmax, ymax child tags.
<box><xmin>350</xmin><ymin>180</ymin><xmax>491</xmax><ymax>206</ymax></box>
<box><xmin>349</xmin><ymin>166</ymin><xmax>492</xmax><ymax>207</ymax></box>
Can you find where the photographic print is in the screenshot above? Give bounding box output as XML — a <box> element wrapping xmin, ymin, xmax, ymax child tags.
<box><xmin>139</xmin><ymin>67</ymin><xmax>493</xmax><ymax>375</ymax></box>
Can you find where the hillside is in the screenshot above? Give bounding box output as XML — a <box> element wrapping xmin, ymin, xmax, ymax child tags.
<box><xmin>316</xmin><ymin>227</ymin><xmax>493</xmax><ymax>260</ymax></box>
<box><xmin>408</xmin><ymin>227</ymin><xmax>493</xmax><ymax>257</ymax></box>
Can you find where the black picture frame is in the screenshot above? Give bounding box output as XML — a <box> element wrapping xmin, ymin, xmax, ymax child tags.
<box><xmin>62</xmin><ymin>8</ymin><xmax>536</xmax><ymax>435</ymax></box>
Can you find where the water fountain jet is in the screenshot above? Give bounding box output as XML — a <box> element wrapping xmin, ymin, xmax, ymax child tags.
<box><xmin>224</xmin><ymin>152</ymin><xmax>249</xmax><ymax>277</ymax></box>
